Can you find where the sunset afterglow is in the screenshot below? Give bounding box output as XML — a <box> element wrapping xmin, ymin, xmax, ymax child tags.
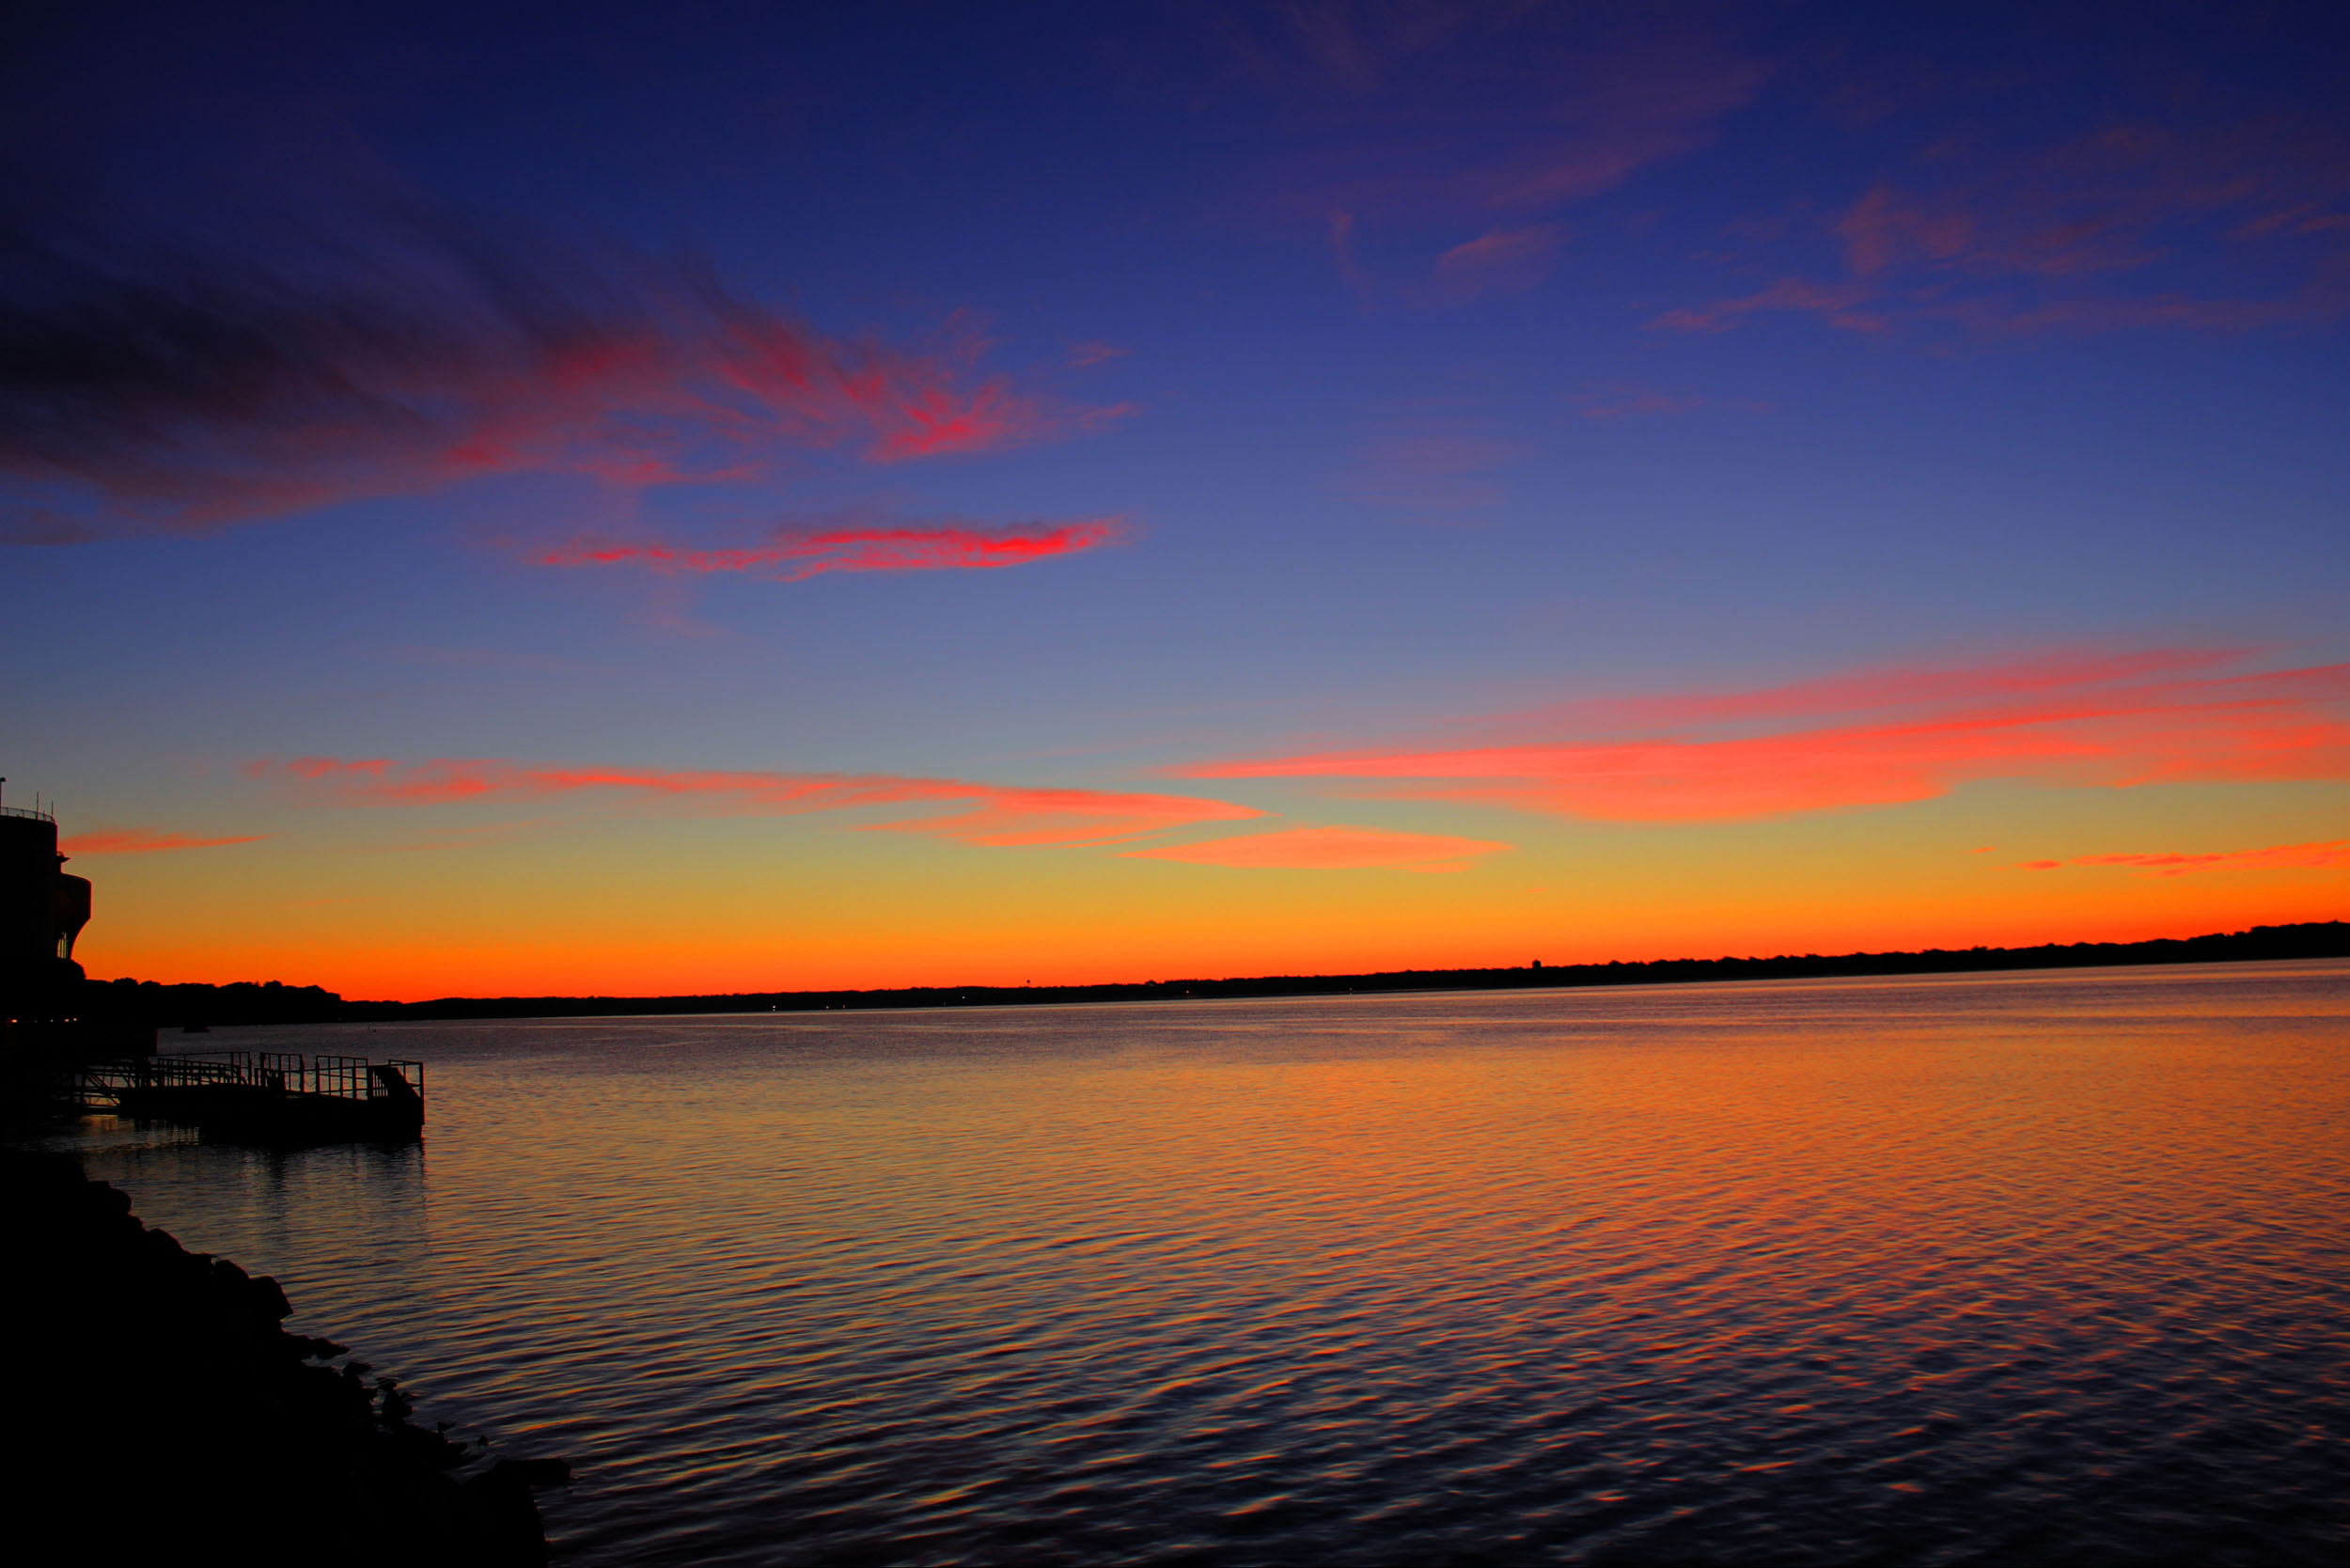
<box><xmin>3</xmin><ymin>3</ymin><xmax>2342</xmax><ymax>1001</ymax></box>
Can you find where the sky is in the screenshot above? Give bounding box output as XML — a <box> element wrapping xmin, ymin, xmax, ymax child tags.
<box><xmin>3</xmin><ymin>0</ymin><xmax>2346</xmax><ymax>1001</ymax></box>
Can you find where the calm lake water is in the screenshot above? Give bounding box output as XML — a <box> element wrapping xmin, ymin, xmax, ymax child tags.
<box><xmin>37</xmin><ymin>962</ymin><xmax>2350</xmax><ymax>1565</ymax></box>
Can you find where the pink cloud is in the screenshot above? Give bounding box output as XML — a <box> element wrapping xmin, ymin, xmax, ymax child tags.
<box><xmin>3</xmin><ymin>218</ymin><xmax>1122</xmax><ymax>535</ymax></box>
<box><xmin>59</xmin><ymin>829</ymin><xmax>266</xmax><ymax>855</ymax></box>
<box><xmin>2022</xmin><ymin>840</ymin><xmax>2350</xmax><ymax>877</ymax></box>
<box><xmin>1432</xmin><ymin>225</ymin><xmax>1565</xmax><ymax>304</ymax></box>
<box><xmin>1654</xmin><ymin>278</ymin><xmax>1886</xmax><ymax>335</ymax></box>
<box><xmin>1827</xmin><ymin>120</ymin><xmax>2350</xmax><ymax>283</ymax></box>
<box><xmin>1660</xmin><ymin>118</ymin><xmax>2350</xmax><ymax>338</ymax></box>
<box><xmin>1475</xmin><ymin>647</ymin><xmax>2249</xmax><ymax>739</ymax></box>
<box><xmin>255</xmin><ymin>758</ymin><xmax>1261</xmax><ymax>849</ymax></box>
<box><xmin>1328</xmin><ymin>208</ymin><xmax>1375</xmax><ymax>306</ymax></box>
<box><xmin>1336</xmin><ymin>400</ymin><xmax>1524</xmax><ymax>517</ymax></box>
<box><xmin>537</xmin><ymin>518</ymin><xmax>1128</xmax><ymax>582</ymax></box>
<box><xmin>1253</xmin><ymin>19</ymin><xmax>1769</xmax><ymax>226</ymax></box>
<box><xmin>1065</xmin><ymin>340</ymin><xmax>1129</xmax><ymax>368</ymax></box>
<box><xmin>387</xmin><ymin>645</ymin><xmax>606</xmax><ymax>674</ymax></box>
<box><xmin>1566</xmin><ymin>382</ymin><xmax>1707</xmax><ymax>420</ymax></box>
<box><xmin>1215</xmin><ymin>10</ymin><xmax>1764</xmax><ymax>302</ymax></box>
<box><xmin>1122</xmin><ymin>825</ymin><xmax>1507</xmax><ymax>871</ymax></box>
<box><xmin>1175</xmin><ymin>651</ymin><xmax>2350</xmax><ymax>823</ymax></box>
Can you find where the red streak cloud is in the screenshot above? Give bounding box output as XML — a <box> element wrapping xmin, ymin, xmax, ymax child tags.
<box><xmin>59</xmin><ymin>829</ymin><xmax>266</xmax><ymax>855</ymax></box>
<box><xmin>538</xmin><ymin>519</ymin><xmax>1126</xmax><ymax>581</ymax></box>
<box><xmin>258</xmin><ymin>759</ymin><xmax>1259</xmax><ymax>849</ymax></box>
<box><xmin>1176</xmin><ymin>651</ymin><xmax>2350</xmax><ymax>823</ymax></box>
<box><xmin>2022</xmin><ymin>840</ymin><xmax>2349</xmax><ymax>877</ymax></box>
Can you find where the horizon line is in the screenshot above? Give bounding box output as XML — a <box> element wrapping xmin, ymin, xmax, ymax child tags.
<box><xmin>92</xmin><ymin>919</ymin><xmax>2349</xmax><ymax>1021</ymax></box>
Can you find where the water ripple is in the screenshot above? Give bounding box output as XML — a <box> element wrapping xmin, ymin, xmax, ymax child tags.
<box><xmin>41</xmin><ymin>961</ymin><xmax>2350</xmax><ymax>1565</ymax></box>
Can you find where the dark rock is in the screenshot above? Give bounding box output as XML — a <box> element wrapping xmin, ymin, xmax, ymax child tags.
<box><xmin>0</xmin><ymin>1150</ymin><xmax>564</xmax><ymax>1567</ymax></box>
<box><xmin>506</xmin><ymin>1457</ymin><xmax>573</xmax><ymax>1488</ymax></box>
<box><xmin>247</xmin><ymin>1275</ymin><xmax>293</xmax><ymax>1321</ymax></box>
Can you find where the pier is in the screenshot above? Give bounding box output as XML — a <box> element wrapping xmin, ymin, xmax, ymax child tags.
<box><xmin>77</xmin><ymin>1051</ymin><xmax>427</xmax><ymax>1142</ymax></box>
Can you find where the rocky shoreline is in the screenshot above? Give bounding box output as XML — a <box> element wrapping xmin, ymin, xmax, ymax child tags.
<box><xmin>1</xmin><ymin>1151</ymin><xmax>568</xmax><ymax>1565</ymax></box>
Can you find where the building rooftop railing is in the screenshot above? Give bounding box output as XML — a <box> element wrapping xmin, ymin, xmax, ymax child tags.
<box><xmin>0</xmin><ymin>805</ymin><xmax>56</xmax><ymax>823</ymax></box>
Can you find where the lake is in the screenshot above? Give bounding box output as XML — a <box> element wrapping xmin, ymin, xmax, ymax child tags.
<box><xmin>39</xmin><ymin>962</ymin><xmax>2350</xmax><ymax>1564</ymax></box>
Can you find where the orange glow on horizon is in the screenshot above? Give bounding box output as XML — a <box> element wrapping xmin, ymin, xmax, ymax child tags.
<box><xmin>1121</xmin><ymin>824</ymin><xmax>1508</xmax><ymax>870</ymax></box>
<box><xmin>61</xmin><ymin>648</ymin><xmax>2350</xmax><ymax>1003</ymax></box>
<box><xmin>76</xmin><ymin>841</ymin><xmax>2350</xmax><ymax>1003</ymax></box>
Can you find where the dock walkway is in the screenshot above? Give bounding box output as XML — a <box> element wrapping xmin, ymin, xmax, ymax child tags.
<box><xmin>77</xmin><ymin>1051</ymin><xmax>427</xmax><ymax>1142</ymax></box>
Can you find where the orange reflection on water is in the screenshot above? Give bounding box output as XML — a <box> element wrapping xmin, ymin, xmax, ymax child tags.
<box><xmin>66</xmin><ymin>960</ymin><xmax>2350</xmax><ymax>1565</ymax></box>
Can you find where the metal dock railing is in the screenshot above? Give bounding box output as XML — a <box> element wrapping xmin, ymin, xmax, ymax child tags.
<box><xmin>75</xmin><ymin>1051</ymin><xmax>428</xmax><ymax>1140</ymax></box>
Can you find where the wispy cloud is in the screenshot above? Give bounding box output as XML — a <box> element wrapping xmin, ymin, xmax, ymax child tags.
<box><xmin>386</xmin><ymin>645</ymin><xmax>607</xmax><ymax>674</ymax></box>
<box><xmin>1239</xmin><ymin>8</ymin><xmax>1769</xmax><ymax>225</ymax></box>
<box><xmin>1654</xmin><ymin>278</ymin><xmax>1884</xmax><ymax>335</ymax></box>
<box><xmin>0</xmin><ymin>212</ymin><xmax>1123</xmax><ymax>536</ymax></box>
<box><xmin>255</xmin><ymin>758</ymin><xmax>1261</xmax><ymax>849</ymax></box>
<box><xmin>1565</xmin><ymin>382</ymin><xmax>1708</xmax><ymax>419</ymax></box>
<box><xmin>1</xmin><ymin>506</ymin><xmax>93</xmax><ymax>546</ymax></box>
<box><xmin>1176</xmin><ymin>650</ymin><xmax>2350</xmax><ymax>823</ymax></box>
<box><xmin>1431</xmin><ymin>224</ymin><xmax>1564</xmax><ymax>304</ymax></box>
<box><xmin>1335</xmin><ymin>399</ymin><xmax>1523</xmax><ymax>518</ymax></box>
<box><xmin>536</xmin><ymin>518</ymin><xmax>1128</xmax><ymax>582</ymax></box>
<box><xmin>2020</xmin><ymin>840</ymin><xmax>2349</xmax><ymax>877</ymax></box>
<box><xmin>59</xmin><ymin>828</ymin><xmax>266</xmax><ymax>855</ymax></box>
<box><xmin>1192</xmin><ymin>5</ymin><xmax>1764</xmax><ymax>304</ymax></box>
<box><xmin>1328</xmin><ymin>208</ymin><xmax>1375</xmax><ymax>306</ymax></box>
<box><xmin>1471</xmin><ymin>648</ymin><xmax>2250</xmax><ymax>738</ymax></box>
<box><xmin>1123</xmin><ymin>824</ymin><xmax>1505</xmax><ymax>871</ymax></box>
<box><xmin>1662</xmin><ymin>118</ymin><xmax>2350</xmax><ymax>338</ymax></box>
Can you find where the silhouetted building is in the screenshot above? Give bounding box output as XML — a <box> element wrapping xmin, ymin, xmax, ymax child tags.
<box><xmin>1</xmin><ymin>798</ymin><xmax>169</xmax><ymax>1069</ymax></box>
<box><xmin>2</xmin><ymin>805</ymin><xmax>92</xmax><ymax>1006</ymax></box>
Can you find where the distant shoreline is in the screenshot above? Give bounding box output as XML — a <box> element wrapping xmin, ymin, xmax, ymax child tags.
<box><xmin>93</xmin><ymin>920</ymin><xmax>2348</xmax><ymax>1028</ymax></box>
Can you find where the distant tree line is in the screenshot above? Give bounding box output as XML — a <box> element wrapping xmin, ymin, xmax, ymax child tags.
<box><xmin>75</xmin><ymin>976</ymin><xmax>347</xmax><ymax>1028</ymax></box>
<box><xmin>84</xmin><ymin>920</ymin><xmax>2347</xmax><ymax>1027</ymax></box>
